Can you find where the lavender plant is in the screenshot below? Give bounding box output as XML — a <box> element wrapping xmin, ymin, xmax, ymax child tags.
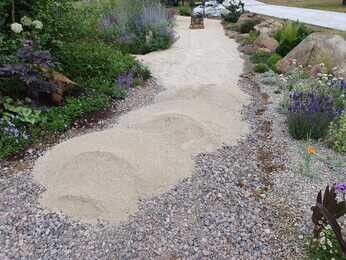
<box><xmin>99</xmin><ymin>0</ymin><xmax>175</xmax><ymax>54</ymax></box>
<box><xmin>287</xmin><ymin>92</ymin><xmax>339</xmax><ymax>139</ymax></box>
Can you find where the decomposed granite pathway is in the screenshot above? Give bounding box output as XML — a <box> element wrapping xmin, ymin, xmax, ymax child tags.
<box><xmin>32</xmin><ymin>16</ymin><xmax>250</xmax><ymax>224</ymax></box>
<box><xmin>1</xmin><ymin>16</ymin><xmax>301</xmax><ymax>259</ymax></box>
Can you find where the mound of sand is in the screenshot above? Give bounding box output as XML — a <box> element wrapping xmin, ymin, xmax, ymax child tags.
<box><xmin>33</xmin><ymin>17</ymin><xmax>249</xmax><ymax>224</ymax></box>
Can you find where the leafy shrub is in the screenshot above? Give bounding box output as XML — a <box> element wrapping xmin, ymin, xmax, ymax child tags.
<box><xmin>238</xmin><ymin>19</ymin><xmax>257</xmax><ymax>34</ymax></box>
<box><xmin>328</xmin><ymin>111</ymin><xmax>346</xmax><ymax>153</ymax></box>
<box><xmin>240</xmin><ymin>30</ymin><xmax>257</xmax><ymax>45</ymax></box>
<box><xmin>254</xmin><ymin>63</ymin><xmax>269</xmax><ymax>73</ymax></box>
<box><xmin>287</xmin><ymin>92</ymin><xmax>338</xmax><ymax>139</ymax></box>
<box><xmin>274</xmin><ymin>21</ymin><xmax>311</xmax><ymax>57</ymax></box>
<box><xmin>99</xmin><ymin>0</ymin><xmax>175</xmax><ymax>54</ymax></box>
<box><xmin>250</xmin><ymin>49</ymin><xmax>271</xmax><ymax>64</ymax></box>
<box><xmin>266</xmin><ymin>53</ymin><xmax>282</xmax><ymax>72</ymax></box>
<box><xmin>54</xmin><ymin>41</ymin><xmax>138</xmax><ymax>95</ymax></box>
<box><xmin>36</xmin><ymin>3</ymin><xmax>102</xmax><ymax>46</ymax></box>
<box><xmin>0</xmin><ymin>119</ymin><xmax>28</xmax><ymax>159</ymax></box>
<box><xmin>177</xmin><ymin>5</ymin><xmax>191</xmax><ymax>16</ymax></box>
<box><xmin>42</xmin><ymin>95</ymin><xmax>110</xmax><ymax>132</ymax></box>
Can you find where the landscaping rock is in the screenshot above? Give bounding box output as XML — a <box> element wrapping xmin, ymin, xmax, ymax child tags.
<box><xmin>254</xmin><ymin>19</ymin><xmax>283</xmax><ymax>36</ymax></box>
<box><xmin>277</xmin><ymin>33</ymin><xmax>346</xmax><ymax>77</ymax></box>
<box><xmin>254</xmin><ymin>34</ymin><xmax>279</xmax><ymax>53</ymax></box>
<box><xmin>238</xmin><ymin>13</ymin><xmax>263</xmax><ymax>25</ymax></box>
<box><xmin>239</xmin><ymin>44</ymin><xmax>257</xmax><ymax>55</ymax></box>
<box><xmin>225</xmin><ymin>30</ymin><xmax>238</xmax><ymax>39</ymax></box>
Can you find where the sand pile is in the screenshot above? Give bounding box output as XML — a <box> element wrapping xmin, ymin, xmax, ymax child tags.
<box><xmin>33</xmin><ymin>17</ymin><xmax>249</xmax><ymax>224</ymax></box>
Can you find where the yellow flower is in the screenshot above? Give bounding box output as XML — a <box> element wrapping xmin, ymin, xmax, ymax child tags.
<box><xmin>307</xmin><ymin>146</ymin><xmax>317</xmax><ymax>155</ymax></box>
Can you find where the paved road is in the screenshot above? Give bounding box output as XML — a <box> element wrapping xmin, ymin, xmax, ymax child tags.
<box><xmin>243</xmin><ymin>0</ymin><xmax>346</xmax><ymax>31</ymax></box>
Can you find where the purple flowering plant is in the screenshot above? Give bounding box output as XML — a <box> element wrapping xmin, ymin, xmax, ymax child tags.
<box><xmin>335</xmin><ymin>182</ymin><xmax>346</xmax><ymax>195</ymax></box>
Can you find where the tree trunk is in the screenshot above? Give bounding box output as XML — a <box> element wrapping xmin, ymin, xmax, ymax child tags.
<box><xmin>11</xmin><ymin>0</ymin><xmax>15</xmax><ymax>23</ymax></box>
<box><xmin>343</xmin><ymin>0</ymin><xmax>346</xmax><ymax>6</ymax></box>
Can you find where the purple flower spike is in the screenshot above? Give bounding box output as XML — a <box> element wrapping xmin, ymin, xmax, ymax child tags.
<box><xmin>335</xmin><ymin>182</ymin><xmax>346</xmax><ymax>193</ymax></box>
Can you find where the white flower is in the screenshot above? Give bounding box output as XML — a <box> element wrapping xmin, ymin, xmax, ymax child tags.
<box><xmin>20</xmin><ymin>16</ymin><xmax>32</xmax><ymax>26</ymax></box>
<box><xmin>10</xmin><ymin>23</ymin><xmax>23</xmax><ymax>34</ymax></box>
<box><xmin>32</xmin><ymin>20</ymin><xmax>43</xmax><ymax>30</ymax></box>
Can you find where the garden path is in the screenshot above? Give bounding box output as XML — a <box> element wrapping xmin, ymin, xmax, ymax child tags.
<box><xmin>32</xmin><ymin>16</ymin><xmax>250</xmax><ymax>224</ymax></box>
<box><xmin>243</xmin><ymin>0</ymin><xmax>346</xmax><ymax>31</ymax></box>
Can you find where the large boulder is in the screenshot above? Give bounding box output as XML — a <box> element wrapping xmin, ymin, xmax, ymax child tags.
<box><xmin>277</xmin><ymin>33</ymin><xmax>346</xmax><ymax>78</ymax></box>
<box><xmin>254</xmin><ymin>34</ymin><xmax>279</xmax><ymax>53</ymax></box>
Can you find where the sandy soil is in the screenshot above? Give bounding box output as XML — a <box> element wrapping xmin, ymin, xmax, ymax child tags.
<box><xmin>33</xmin><ymin>17</ymin><xmax>250</xmax><ymax>224</ymax></box>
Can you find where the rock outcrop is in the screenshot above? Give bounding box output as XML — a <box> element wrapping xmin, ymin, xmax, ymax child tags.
<box><xmin>277</xmin><ymin>33</ymin><xmax>346</xmax><ymax>78</ymax></box>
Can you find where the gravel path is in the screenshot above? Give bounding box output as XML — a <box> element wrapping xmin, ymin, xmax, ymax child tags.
<box><xmin>243</xmin><ymin>0</ymin><xmax>346</xmax><ymax>31</ymax></box>
<box><xmin>1</xmin><ymin>17</ymin><xmax>334</xmax><ymax>259</ymax></box>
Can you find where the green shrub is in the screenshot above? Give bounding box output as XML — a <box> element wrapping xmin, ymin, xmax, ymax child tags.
<box><xmin>36</xmin><ymin>1</ymin><xmax>102</xmax><ymax>46</ymax></box>
<box><xmin>274</xmin><ymin>21</ymin><xmax>311</xmax><ymax>57</ymax></box>
<box><xmin>177</xmin><ymin>5</ymin><xmax>191</xmax><ymax>16</ymax></box>
<box><xmin>42</xmin><ymin>95</ymin><xmax>110</xmax><ymax>132</ymax></box>
<box><xmin>240</xmin><ymin>30</ymin><xmax>257</xmax><ymax>45</ymax></box>
<box><xmin>54</xmin><ymin>41</ymin><xmax>137</xmax><ymax>94</ymax></box>
<box><xmin>328</xmin><ymin>112</ymin><xmax>346</xmax><ymax>153</ymax></box>
<box><xmin>238</xmin><ymin>20</ymin><xmax>257</xmax><ymax>34</ymax></box>
<box><xmin>250</xmin><ymin>49</ymin><xmax>271</xmax><ymax>64</ymax></box>
<box><xmin>266</xmin><ymin>53</ymin><xmax>282</xmax><ymax>72</ymax></box>
<box><xmin>0</xmin><ymin>131</ymin><xmax>27</xmax><ymax>159</ymax></box>
<box><xmin>288</xmin><ymin>112</ymin><xmax>333</xmax><ymax>140</ymax></box>
<box><xmin>254</xmin><ymin>63</ymin><xmax>269</xmax><ymax>73</ymax></box>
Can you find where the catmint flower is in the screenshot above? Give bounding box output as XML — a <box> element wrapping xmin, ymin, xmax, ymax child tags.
<box><xmin>32</xmin><ymin>20</ymin><xmax>43</xmax><ymax>30</ymax></box>
<box><xmin>335</xmin><ymin>182</ymin><xmax>346</xmax><ymax>193</ymax></box>
<box><xmin>11</xmin><ymin>23</ymin><xmax>23</xmax><ymax>34</ymax></box>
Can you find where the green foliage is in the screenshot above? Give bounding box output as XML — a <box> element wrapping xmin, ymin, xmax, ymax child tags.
<box><xmin>42</xmin><ymin>95</ymin><xmax>110</xmax><ymax>132</ymax></box>
<box><xmin>274</xmin><ymin>21</ymin><xmax>311</xmax><ymax>57</ymax></box>
<box><xmin>328</xmin><ymin>112</ymin><xmax>346</xmax><ymax>153</ymax></box>
<box><xmin>250</xmin><ymin>49</ymin><xmax>272</xmax><ymax>64</ymax></box>
<box><xmin>308</xmin><ymin>226</ymin><xmax>344</xmax><ymax>260</ymax></box>
<box><xmin>238</xmin><ymin>19</ymin><xmax>257</xmax><ymax>34</ymax></box>
<box><xmin>266</xmin><ymin>53</ymin><xmax>282</xmax><ymax>72</ymax></box>
<box><xmin>254</xmin><ymin>63</ymin><xmax>269</xmax><ymax>73</ymax></box>
<box><xmin>288</xmin><ymin>112</ymin><xmax>333</xmax><ymax>140</ymax></box>
<box><xmin>35</xmin><ymin>1</ymin><xmax>102</xmax><ymax>47</ymax></box>
<box><xmin>177</xmin><ymin>5</ymin><xmax>191</xmax><ymax>16</ymax></box>
<box><xmin>3</xmin><ymin>97</ymin><xmax>43</xmax><ymax>125</ymax></box>
<box><xmin>0</xmin><ymin>131</ymin><xmax>27</xmax><ymax>159</ymax></box>
<box><xmin>54</xmin><ymin>41</ymin><xmax>137</xmax><ymax>95</ymax></box>
<box><xmin>240</xmin><ymin>30</ymin><xmax>257</xmax><ymax>45</ymax></box>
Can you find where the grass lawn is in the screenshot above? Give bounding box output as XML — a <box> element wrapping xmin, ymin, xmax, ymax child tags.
<box><xmin>258</xmin><ymin>0</ymin><xmax>346</xmax><ymax>13</ymax></box>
